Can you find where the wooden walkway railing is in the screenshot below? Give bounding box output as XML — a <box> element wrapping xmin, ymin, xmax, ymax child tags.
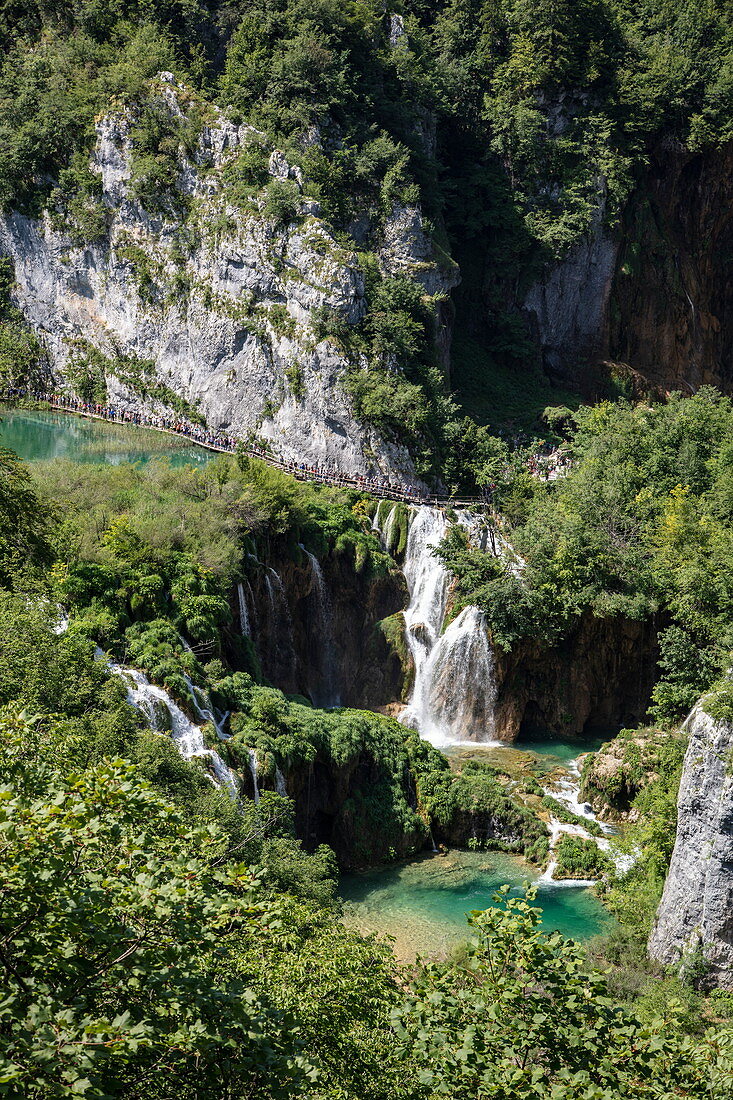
<box><xmin>2</xmin><ymin>389</ymin><xmax>489</xmax><ymax>510</ymax></box>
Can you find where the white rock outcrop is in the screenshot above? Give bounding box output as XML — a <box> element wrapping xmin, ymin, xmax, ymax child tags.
<box><xmin>0</xmin><ymin>75</ymin><xmax>455</xmax><ymax>485</ymax></box>
<box><xmin>648</xmin><ymin>699</ymin><xmax>733</xmax><ymax>988</ymax></box>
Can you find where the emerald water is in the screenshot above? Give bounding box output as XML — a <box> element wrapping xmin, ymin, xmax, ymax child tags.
<box><xmin>340</xmin><ymin>849</ymin><xmax>611</xmax><ymax>960</ymax></box>
<box><xmin>0</xmin><ymin>409</ymin><xmax>212</xmax><ymax>467</ymax></box>
<box><xmin>343</xmin><ymin>734</ymin><xmax>615</xmax><ymax>959</ymax></box>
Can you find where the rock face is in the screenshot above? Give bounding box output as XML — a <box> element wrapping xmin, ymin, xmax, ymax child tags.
<box><xmin>648</xmin><ymin>701</ymin><xmax>733</xmax><ymax>988</ymax></box>
<box><xmin>0</xmin><ymin>74</ymin><xmax>455</xmax><ymax>485</ymax></box>
<box><xmin>523</xmin><ymin>143</ymin><xmax>733</xmax><ymax>396</ymax></box>
<box><xmin>231</xmin><ymin>546</ymin><xmax>407</xmax><ymax>710</ymax></box>
<box><xmin>523</xmin><ymin>206</ymin><xmax>618</xmax><ymax>386</ymax></box>
<box><xmin>610</xmin><ymin>144</ymin><xmax>733</xmax><ymax>394</ymax></box>
<box><xmin>493</xmin><ymin>613</ymin><xmax>659</xmax><ymax>742</ymax></box>
<box><xmin>580</xmin><ymin>726</ymin><xmax>674</xmax><ymax>819</ymax></box>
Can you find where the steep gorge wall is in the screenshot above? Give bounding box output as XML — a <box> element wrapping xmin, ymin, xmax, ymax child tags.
<box><xmin>232</xmin><ymin>546</ymin><xmax>407</xmax><ymax>710</ymax></box>
<box><xmin>0</xmin><ymin>75</ymin><xmax>456</xmax><ymax>486</ymax></box>
<box><xmin>522</xmin><ymin>142</ymin><xmax>733</xmax><ymax>396</ymax></box>
<box><xmin>609</xmin><ymin>143</ymin><xmax>733</xmax><ymax>394</ymax></box>
<box><xmin>648</xmin><ymin>698</ymin><xmax>733</xmax><ymax>989</ymax></box>
<box><xmin>493</xmin><ymin>613</ymin><xmax>659</xmax><ymax>742</ymax></box>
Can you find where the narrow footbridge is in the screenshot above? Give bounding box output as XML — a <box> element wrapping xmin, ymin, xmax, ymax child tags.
<box><xmin>3</xmin><ymin>389</ymin><xmax>488</xmax><ymax>510</ymax></box>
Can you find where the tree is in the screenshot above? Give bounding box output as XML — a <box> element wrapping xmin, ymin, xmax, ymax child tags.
<box><xmin>0</xmin><ymin>709</ymin><xmax>310</xmax><ymax>1098</ymax></box>
<box><xmin>0</xmin><ymin>446</ymin><xmax>52</xmax><ymax>585</ymax></box>
<box><xmin>394</xmin><ymin>887</ymin><xmax>733</xmax><ymax>1099</ymax></box>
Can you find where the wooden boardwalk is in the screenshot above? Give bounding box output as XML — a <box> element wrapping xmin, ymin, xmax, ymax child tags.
<box><xmin>5</xmin><ymin>392</ymin><xmax>488</xmax><ymax>510</ymax></box>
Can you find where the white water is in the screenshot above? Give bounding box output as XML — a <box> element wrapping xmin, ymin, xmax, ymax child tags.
<box><xmin>181</xmin><ymin>674</ymin><xmax>230</xmax><ymax>742</ymax></box>
<box><xmin>106</xmin><ymin>656</ymin><xmax>239</xmax><ymax>799</ymax></box>
<box><xmin>540</xmin><ymin>755</ymin><xmax>626</xmax><ymax>885</ymax></box>
<box><xmin>248</xmin><ymin>748</ymin><xmax>260</xmax><ymax>804</ymax></box>
<box><xmin>300</xmin><ymin>545</ymin><xmax>340</xmax><ymax>708</ymax></box>
<box><xmin>398</xmin><ymin>507</ymin><xmax>500</xmax><ymax>746</ymax></box>
<box><xmin>237</xmin><ymin>581</ymin><xmax>251</xmax><ymax>637</ymax></box>
<box><xmin>275</xmin><ymin>765</ymin><xmax>288</xmax><ymax>797</ymax></box>
<box><xmin>264</xmin><ymin>567</ymin><xmax>296</xmax><ymax>682</ymax></box>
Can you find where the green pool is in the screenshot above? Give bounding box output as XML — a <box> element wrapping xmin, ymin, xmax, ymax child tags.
<box><xmin>340</xmin><ymin>849</ymin><xmax>611</xmax><ymax>961</ymax></box>
<box><xmin>0</xmin><ymin>409</ymin><xmax>213</xmax><ymax>467</ymax></box>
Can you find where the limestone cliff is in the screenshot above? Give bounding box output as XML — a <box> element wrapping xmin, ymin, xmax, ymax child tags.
<box><xmin>522</xmin><ymin>143</ymin><xmax>733</xmax><ymax>396</ymax></box>
<box><xmin>0</xmin><ymin>74</ymin><xmax>456</xmax><ymax>485</ymax></box>
<box><xmin>609</xmin><ymin>143</ymin><xmax>733</xmax><ymax>395</ymax></box>
<box><xmin>648</xmin><ymin>698</ymin><xmax>733</xmax><ymax>989</ymax></box>
<box><xmin>523</xmin><ymin>204</ymin><xmax>618</xmax><ymax>387</ymax></box>
<box><xmin>235</xmin><ymin>546</ymin><xmax>407</xmax><ymax>708</ymax></box>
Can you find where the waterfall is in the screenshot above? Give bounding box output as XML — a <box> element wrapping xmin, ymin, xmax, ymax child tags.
<box><xmin>53</xmin><ymin>611</ymin><xmax>69</xmax><ymax>635</ymax></box>
<box><xmin>264</xmin><ymin>567</ymin><xmax>297</xmax><ymax>685</ymax></box>
<box><xmin>409</xmin><ymin>606</ymin><xmax>499</xmax><ymax>744</ymax></box>
<box><xmin>106</xmin><ymin>657</ymin><xmax>239</xmax><ymax>799</ymax></box>
<box><xmin>540</xmin><ymin>756</ymin><xmax>624</xmax><ymax>885</ymax></box>
<box><xmin>398</xmin><ymin>507</ymin><xmax>499</xmax><ymax>746</ymax></box>
<box><xmin>237</xmin><ymin>581</ymin><xmax>250</xmax><ymax>637</ymax></box>
<box><xmin>248</xmin><ymin>748</ymin><xmax>260</xmax><ymax>804</ymax></box>
<box><xmin>300</xmin><ymin>545</ymin><xmax>340</xmax><ymax>708</ymax></box>
<box><xmin>275</xmin><ymin>765</ymin><xmax>288</xmax><ymax>797</ymax></box>
<box><xmin>182</xmin><ymin>674</ymin><xmax>229</xmax><ymax>741</ymax></box>
<box><xmin>382</xmin><ymin>504</ymin><xmax>399</xmax><ymax>554</ymax></box>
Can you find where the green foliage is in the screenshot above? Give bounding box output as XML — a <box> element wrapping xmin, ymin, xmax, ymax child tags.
<box><xmin>703</xmin><ymin>679</ymin><xmax>733</xmax><ymax>723</ymax></box>
<box><xmin>0</xmin><ymin>258</ymin><xmax>47</xmax><ymax>389</ymax></box>
<box><xmin>263</xmin><ymin>178</ymin><xmax>302</xmax><ymax>226</ymax></box>
<box><xmin>553</xmin><ymin>834</ymin><xmax>613</xmax><ymax>879</ymax></box>
<box><xmin>49</xmin><ymin>154</ymin><xmax>108</xmax><ymax>243</ymax></box>
<box><xmin>419</xmin><ymin>759</ymin><xmax>548</xmax><ymax>859</ymax></box>
<box><xmin>580</xmin><ymin>726</ymin><xmax>687</xmax><ymax>814</ymax></box>
<box><xmin>437</xmin><ymin>391</ymin><xmax>733</xmax><ymax>713</ymax></box>
<box><xmin>395</xmin><ymin>887</ymin><xmax>733</xmax><ymax>1099</ymax></box>
<box><xmin>0</xmin><ymin>446</ymin><xmax>52</xmax><ymax>585</ymax></box>
<box><xmin>0</xmin><ymin>708</ymin><xmax>311</xmax><ymax>1097</ymax></box>
<box><xmin>128</xmin><ymin>87</ymin><xmax>206</xmax><ymax>213</ymax></box>
<box><xmin>3</xmin><ymin>435</ymin><xmax>733</xmax><ymax>1095</ymax></box>
<box><xmin>651</xmin><ymin>626</ymin><xmax>721</xmax><ymax>724</ymax></box>
<box><xmin>0</xmin><ymin>23</ymin><xmax>180</xmax><ymax>214</ymax></box>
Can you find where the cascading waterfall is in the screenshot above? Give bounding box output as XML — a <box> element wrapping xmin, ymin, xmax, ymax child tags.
<box><xmin>382</xmin><ymin>503</ymin><xmax>399</xmax><ymax>552</ymax></box>
<box><xmin>264</xmin><ymin>567</ymin><xmax>297</xmax><ymax>683</ymax></box>
<box><xmin>248</xmin><ymin>748</ymin><xmax>260</xmax><ymax>804</ymax></box>
<box><xmin>107</xmin><ymin>657</ymin><xmax>239</xmax><ymax>799</ymax></box>
<box><xmin>540</xmin><ymin>757</ymin><xmax>625</xmax><ymax>885</ymax></box>
<box><xmin>275</xmin><ymin>765</ymin><xmax>287</xmax><ymax>797</ymax></box>
<box><xmin>412</xmin><ymin>606</ymin><xmax>498</xmax><ymax>744</ymax></box>
<box><xmin>182</xmin><ymin>674</ymin><xmax>229</xmax><ymax>742</ymax></box>
<box><xmin>237</xmin><ymin>581</ymin><xmax>250</xmax><ymax>637</ymax></box>
<box><xmin>397</xmin><ymin>507</ymin><xmax>499</xmax><ymax>746</ymax></box>
<box><xmin>300</xmin><ymin>544</ymin><xmax>340</xmax><ymax>708</ymax></box>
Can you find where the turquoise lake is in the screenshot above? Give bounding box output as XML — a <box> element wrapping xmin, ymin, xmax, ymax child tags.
<box><xmin>340</xmin><ymin>848</ymin><xmax>611</xmax><ymax>961</ymax></box>
<box><xmin>0</xmin><ymin>408</ymin><xmax>213</xmax><ymax>467</ymax></box>
<box><xmin>2</xmin><ymin>405</ymin><xmax>612</xmax><ymax>960</ymax></box>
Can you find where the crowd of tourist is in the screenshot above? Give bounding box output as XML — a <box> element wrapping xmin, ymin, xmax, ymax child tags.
<box><xmin>527</xmin><ymin>447</ymin><xmax>572</xmax><ymax>481</ymax></box>
<box><xmin>3</xmin><ymin>387</ymin><xmax>570</xmax><ymax>501</ymax></box>
<box><xmin>4</xmin><ymin>388</ymin><xmax>450</xmax><ymax>504</ymax></box>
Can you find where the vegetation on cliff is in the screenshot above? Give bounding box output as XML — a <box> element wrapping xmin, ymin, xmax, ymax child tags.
<box><xmin>3</xmin><ymin>698</ymin><xmax>733</xmax><ymax>1097</ymax></box>
<box><xmin>438</xmin><ymin>388</ymin><xmax>733</xmax><ymax>721</ymax></box>
<box><xmin>1</xmin><ymin>1</ymin><xmax>733</xmax><ymax>472</ymax></box>
<box><xmin>2</xmin><ymin>401</ymin><xmax>733</xmax><ymax>1091</ymax></box>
